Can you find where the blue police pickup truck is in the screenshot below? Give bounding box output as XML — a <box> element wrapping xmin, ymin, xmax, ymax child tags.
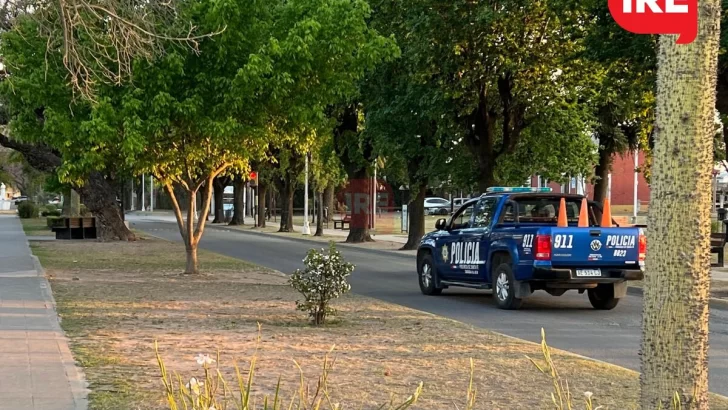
<box><xmin>416</xmin><ymin>187</ymin><xmax>645</xmax><ymax>310</ymax></box>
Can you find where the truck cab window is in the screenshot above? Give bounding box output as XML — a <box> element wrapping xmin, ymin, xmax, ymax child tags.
<box><xmin>450</xmin><ymin>202</ymin><xmax>474</xmax><ymax>230</ymax></box>
<box><xmin>473</xmin><ymin>198</ymin><xmax>498</xmax><ymax>228</ymax></box>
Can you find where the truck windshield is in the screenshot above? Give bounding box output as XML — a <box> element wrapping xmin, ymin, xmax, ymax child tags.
<box><xmin>501</xmin><ymin>197</ymin><xmax>595</xmax><ymax>225</ymax></box>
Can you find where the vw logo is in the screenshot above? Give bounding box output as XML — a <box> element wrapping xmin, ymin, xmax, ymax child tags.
<box><xmin>590</xmin><ymin>239</ymin><xmax>602</xmax><ymax>251</ymax></box>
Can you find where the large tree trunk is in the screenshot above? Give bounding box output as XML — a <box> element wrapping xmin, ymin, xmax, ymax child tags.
<box><xmin>401</xmin><ymin>182</ymin><xmax>427</xmax><ymax>250</ymax></box>
<box><xmin>315</xmin><ymin>190</ymin><xmax>324</xmax><ymax>236</ymax></box>
<box><xmin>324</xmin><ymin>183</ymin><xmax>335</xmax><ymax>222</ymax></box>
<box><xmin>257</xmin><ymin>182</ymin><xmax>268</xmax><ymax>228</ymax></box>
<box><xmin>640</xmin><ymin>4</ymin><xmax>721</xmax><ymax>408</ymax></box>
<box><xmin>76</xmin><ymin>172</ymin><xmax>135</xmax><ymax>241</ymax></box>
<box><xmin>277</xmin><ymin>178</ymin><xmax>295</xmax><ymax>232</ymax></box>
<box><xmin>592</xmin><ymin>142</ymin><xmax>614</xmax><ymax>204</ymax></box>
<box><xmin>229</xmin><ymin>179</ymin><xmax>245</xmax><ymax>225</ymax></box>
<box><xmin>135</xmin><ymin>175</ymin><xmax>144</xmax><ymax>210</ymax></box>
<box><xmin>333</xmin><ymin>105</ymin><xmax>374</xmax><ymax>243</ymax></box>
<box><xmin>212</xmin><ymin>177</ymin><xmax>226</xmax><ymax>223</ymax></box>
<box><xmin>345</xmin><ymin>168</ymin><xmax>373</xmax><ymax>243</ymax></box>
<box><xmin>476</xmin><ymin>162</ymin><xmax>497</xmax><ymax>194</ymax></box>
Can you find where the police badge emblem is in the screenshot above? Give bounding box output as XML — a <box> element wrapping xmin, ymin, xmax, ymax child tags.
<box><xmin>441</xmin><ymin>245</ymin><xmax>449</xmax><ymax>262</ymax></box>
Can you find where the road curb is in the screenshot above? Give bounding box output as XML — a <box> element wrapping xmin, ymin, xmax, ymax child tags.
<box><xmin>627</xmin><ymin>286</ymin><xmax>728</xmax><ymax>311</ymax></box>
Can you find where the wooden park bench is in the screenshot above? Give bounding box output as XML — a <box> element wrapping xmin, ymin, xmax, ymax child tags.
<box><xmin>333</xmin><ymin>214</ymin><xmax>351</xmax><ymax>230</ymax></box>
<box><xmin>712</xmin><ymin>232</ymin><xmax>727</xmax><ymax>267</ymax></box>
<box><xmin>48</xmin><ymin>217</ymin><xmax>97</xmax><ymax>240</ymax></box>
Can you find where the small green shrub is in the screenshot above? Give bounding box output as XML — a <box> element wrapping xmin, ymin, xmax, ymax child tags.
<box><xmin>41</xmin><ymin>205</ymin><xmax>62</xmax><ymax>217</ymax></box>
<box><xmin>17</xmin><ymin>201</ymin><xmax>39</xmax><ymax>219</ymax></box>
<box><xmin>290</xmin><ymin>242</ymin><xmax>354</xmax><ymax>325</ymax></box>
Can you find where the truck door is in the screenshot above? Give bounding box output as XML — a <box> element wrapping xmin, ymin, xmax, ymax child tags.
<box><xmin>443</xmin><ymin>197</ymin><xmax>498</xmax><ymax>281</ymax></box>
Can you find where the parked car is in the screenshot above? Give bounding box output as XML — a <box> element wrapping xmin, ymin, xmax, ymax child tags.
<box><xmin>13</xmin><ymin>195</ymin><xmax>28</xmax><ymax>205</ymax></box>
<box><xmin>424</xmin><ymin>197</ymin><xmax>451</xmax><ymax>215</ymax></box>
<box><xmin>452</xmin><ymin>198</ymin><xmax>469</xmax><ymax>209</ymax></box>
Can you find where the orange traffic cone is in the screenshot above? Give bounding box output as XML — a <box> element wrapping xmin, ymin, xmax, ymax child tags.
<box><xmin>557</xmin><ymin>198</ymin><xmax>568</xmax><ymax>227</ymax></box>
<box><xmin>601</xmin><ymin>198</ymin><xmax>613</xmax><ymax>227</ymax></box>
<box><xmin>578</xmin><ymin>198</ymin><xmax>589</xmax><ymax>227</ymax></box>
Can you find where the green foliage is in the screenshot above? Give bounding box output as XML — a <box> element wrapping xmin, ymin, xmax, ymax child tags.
<box><xmin>41</xmin><ymin>205</ymin><xmax>62</xmax><ymax>217</ymax></box>
<box><xmin>289</xmin><ymin>243</ymin><xmax>354</xmax><ymax>325</ymax></box>
<box><xmin>580</xmin><ymin>0</ymin><xmax>656</xmax><ymax>168</ymax></box>
<box><xmin>17</xmin><ymin>201</ymin><xmax>38</xmax><ymax>219</ymax></box>
<box><xmin>365</xmin><ymin>0</ymin><xmax>597</xmax><ymax>191</ymax></box>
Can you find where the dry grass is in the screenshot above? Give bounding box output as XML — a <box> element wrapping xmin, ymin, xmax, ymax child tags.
<box><xmin>32</xmin><ymin>237</ymin><xmax>728</xmax><ymax>409</ymax></box>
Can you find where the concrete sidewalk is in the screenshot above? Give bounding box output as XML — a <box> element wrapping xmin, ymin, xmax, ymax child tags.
<box><xmin>0</xmin><ymin>215</ymin><xmax>86</xmax><ymax>410</ymax></box>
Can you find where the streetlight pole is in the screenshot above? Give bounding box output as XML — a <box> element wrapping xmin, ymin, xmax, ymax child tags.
<box><xmin>150</xmin><ymin>176</ymin><xmax>154</xmax><ymax>212</ymax></box>
<box><xmin>633</xmin><ymin>150</ymin><xmax>639</xmax><ymax>220</ymax></box>
<box><xmin>142</xmin><ymin>174</ymin><xmax>146</xmax><ymax>212</ymax></box>
<box><xmin>303</xmin><ymin>153</ymin><xmax>311</xmax><ymax>235</ymax></box>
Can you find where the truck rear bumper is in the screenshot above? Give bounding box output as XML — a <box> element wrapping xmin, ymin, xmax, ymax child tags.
<box><xmin>531</xmin><ymin>267</ymin><xmax>644</xmax><ymax>283</ymax></box>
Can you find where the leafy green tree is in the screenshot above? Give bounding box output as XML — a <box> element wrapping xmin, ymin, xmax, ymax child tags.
<box><xmin>118</xmin><ymin>0</ymin><xmax>394</xmax><ymax>271</ymax></box>
<box><xmin>310</xmin><ymin>134</ymin><xmax>346</xmax><ymax>236</ymax></box>
<box><xmin>714</xmin><ymin>0</ymin><xmax>728</xmax><ymax>148</ymax></box>
<box><xmin>0</xmin><ymin>17</ymin><xmax>136</xmax><ymax>240</ymax></box>
<box><xmin>332</xmin><ymin>103</ymin><xmax>378</xmax><ymax>242</ymax></box>
<box><xmin>579</xmin><ymin>0</ymin><xmax>656</xmax><ymax>203</ymax></box>
<box><xmin>388</xmin><ymin>0</ymin><xmax>596</xmax><ymax>192</ymax></box>
<box><xmin>364</xmin><ymin>0</ymin><xmax>597</xmax><ymax>248</ymax></box>
<box><xmin>364</xmin><ymin>63</ymin><xmax>450</xmax><ymax>250</ymax></box>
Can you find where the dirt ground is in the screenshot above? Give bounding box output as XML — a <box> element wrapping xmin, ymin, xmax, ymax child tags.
<box><xmin>32</xmin><ymin>237</ymin><xmax>728</xmax><ymax>410</ymax></box>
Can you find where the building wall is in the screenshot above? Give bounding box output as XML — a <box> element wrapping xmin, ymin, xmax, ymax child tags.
<box><xmin>1</xmin><ymin>184</ymin><xmax>19</xmax><ymax>200</ymax></box>
<box><xmin>530</xmin><ymin>150</ymin><xmax>651</xmax><ymax>207</ymax></box>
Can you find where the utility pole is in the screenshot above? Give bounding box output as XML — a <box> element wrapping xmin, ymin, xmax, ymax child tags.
<box><xmin>303</xmin><ymin>153</ymin><xmax>311</xmax><ymax>235</ymax></box>
<box><xmin>142</xmin><ymin>174</ymin><xmax>146</xmax><ymax>212</ymax></box>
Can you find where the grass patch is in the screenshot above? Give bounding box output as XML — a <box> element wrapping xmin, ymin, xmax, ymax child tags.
<box><xmin>31</xmin><ymin>235</ymin><xmax>259</xmax><ymax>273</ymax></box>
<box><xmin>34</xmin><ymin>238</ymin><xmax>728</xmax><ymax>409</ymax></box>
<box><xmin>20</xmin><ymin>217</ymin><xmax>52</xmax><ymax>236</ymax></box>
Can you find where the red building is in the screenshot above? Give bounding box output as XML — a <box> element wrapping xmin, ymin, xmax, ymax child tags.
<box><xmin>531</xmin><ymin>151</ymin><xmax>650</xmax><ymax>208</ymax></box>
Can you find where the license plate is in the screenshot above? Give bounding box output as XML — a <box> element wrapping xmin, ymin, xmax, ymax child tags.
<box><xmin>576</xmin><ymin>269</ymin><xmax>601</xmax><ymax>277</ymax></box>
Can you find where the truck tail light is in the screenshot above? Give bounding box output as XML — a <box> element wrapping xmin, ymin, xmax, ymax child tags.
<box><xmin>535</xmin><ymin>234</ymin><xmax>551</xmax><ymax>260</ymax></box>
<box><xmin>638</xmin><ymin>234</ymin><xmax>647</xmax><ymax>262</ymax></box>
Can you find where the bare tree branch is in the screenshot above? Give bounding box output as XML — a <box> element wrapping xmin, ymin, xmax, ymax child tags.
<box><xmin>1</xmin><ymin>0</ymin><xmax>224</xmax><ymax>100</ymax></box>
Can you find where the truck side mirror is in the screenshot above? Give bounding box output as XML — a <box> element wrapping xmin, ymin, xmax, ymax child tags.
<box><xmin>435</xmin><ymin>218</ymin><xmax>447</xmax><ymax>230</ymax></box>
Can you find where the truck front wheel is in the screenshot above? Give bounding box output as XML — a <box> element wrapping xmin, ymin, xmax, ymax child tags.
<box><xmin>418</xmin><ymin>254</ymin><xmax>443</xmax><ymax>296</ymax></box>
<box><xmin>588</xmin><ymin>285</ymin><xmax>620</xmax><ymax>310</ymax></box>
<box><xmin>493</xmin><ymin>263</ymin><xmax>523</xmax><ymax>310</ymax></box>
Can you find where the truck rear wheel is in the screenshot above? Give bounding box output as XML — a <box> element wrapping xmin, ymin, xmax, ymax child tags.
<box><xmin>493</xmin><ymin>263</ymin><xmax>522</xmax><ymax>310</ymax></box>
<box><xmin>418</xmin><ymin>254</ymin><xmax>443</xmax><ymax>296</ymax></box>
<box><xmin>588</xmin><ymin>285</ymin><xmax>620</xmax><ymax>310</ymax></box>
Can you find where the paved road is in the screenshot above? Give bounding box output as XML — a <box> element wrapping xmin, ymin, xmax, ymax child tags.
<box><xmin>131</xmin><ymin>218</ymin><xmax>728</xmax><ymax>396</ymax></box>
